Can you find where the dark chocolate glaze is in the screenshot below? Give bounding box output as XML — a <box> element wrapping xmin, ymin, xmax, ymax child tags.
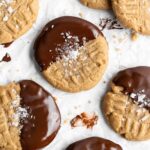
<box><xmin>19</xmin><ymin>80</ymin><xmax>61</xmax><ymax>150</ymax></box>
<box><xmin>66</xmin><ymin>137</ymin><xmax>122</xmax><ymax>150</ymax></box>
<box><xmin>113</xmin><ymin>66</ymin><xmax>150</xmax><ymax>98</ymax></box>
<box><xmin>3</xmin><ymin>42</ymin><xmax>12</xmax><ymax>47</ymax></box>
<box><xmin>34</xmin><ymin>16</ymin><xmax>101</xmax><ymax>71</ymax></box>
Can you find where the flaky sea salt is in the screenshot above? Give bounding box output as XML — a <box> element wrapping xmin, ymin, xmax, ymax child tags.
<box><xmin>5</xmin><ymin>0</ymin><xmax>13</xmax><ymax>4</ymax></box>
<box><xmin>130</xmin><ymin>90</ymin><xmax>150</xmax><ymax>109</ymax></box>
<box><xmin>3</xmin><ymin>15</ymin><xmax>8</xmax><ymax>21</ymax></box>
<box><xmin>1</xmin><ymin>0</ymin><xmax>14</xmax><ymax>22</ymax></box>
<box><xmin>9</xmin><ymin>90</ymin><xmax>29</xmax><ymax>128</ymax></box>
<box><xmin>54</xmin><ymin>31</ymin><xmax>88</xmax><ymax>77</ymax></box>
<box><xmin>7</xmin><ymin>6</ymin><xmax>13</xmax><ymax>13</ymax></box>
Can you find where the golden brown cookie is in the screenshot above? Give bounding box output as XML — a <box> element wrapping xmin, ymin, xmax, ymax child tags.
<box><xmin>80</xmin><ymin>0</ymin><xmax>111</xmax><ymax>9</ymax></box>
<box><xmin>0</xmin><ymin>0</ymin><xmax>39</xmax><ymax>44</ymax></box>
<box><xmin>112</xmin><ymin>0</ymin><xmax>150</xmax><ymax>35</ymax></box>
<box><xmin>0</xmin><ymin>80</ymin><xmax>61</xmax><ymax>149</ymax></box>
<box><xmin>34</xmin><ymin>16</ymin><xmax>108</xmax><ymax>92</ymax></box>
<box><xmin>103</xmin><ymin>67</ymin><xmax>150</xmax><ymax>140</ymax></box>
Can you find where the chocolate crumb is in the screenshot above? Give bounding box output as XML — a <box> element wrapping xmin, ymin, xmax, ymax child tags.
<box><xmin>0</xmin><ymin>53</ymin><xmax>11</xmax><ymax>62</ymax></box>
<box><xmin>99</xmin><ymin>18</ymin><xmax>123</xmax><ymax>31</ymax></box>
<box><xmin>1</xmin><ymin>42</ymin><xmax>13</xmax><ymax>48</ymax></box>
<box><xmin>70</xmin><ymin>112</ymin><xmax>98</xmax><ymax>129</ymax></box>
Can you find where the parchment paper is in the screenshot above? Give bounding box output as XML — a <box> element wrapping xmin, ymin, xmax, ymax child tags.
<box><xmin>1</xmin><ymin>0</ymin><xmax>150</xmax><ymax>149</ymax></box>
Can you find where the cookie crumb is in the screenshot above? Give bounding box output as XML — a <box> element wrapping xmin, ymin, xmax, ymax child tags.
<box><xmin>79</xmin><ymin>12</ymin><xmax>83</xmax><ymax>18</ymax></box>
<box><xmin>131</xmin><ymin>31</ymin><xmax>138</xmax><ymax>41</ymax></box>
<box><xmin>70</xmin><ymin>112</ymin><xmax>98</xmax><ymax>128</ymax></box>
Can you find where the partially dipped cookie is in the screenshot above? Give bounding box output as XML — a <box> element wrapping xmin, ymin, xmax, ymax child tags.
<box><xmin>103</xmin><ymin>67</ymin><xmax>150</xmax><ymax>140</ymax></box>
<box><xmin>0</xmin><ymin>0</ymin><xmax>39</xmax><ymax>44</ymax></box>
<box><xmin>112</xmin><ymin>0</ymin><xmax>150</xmax><ymax>35</ymax></box>
<box><xmin>34</xmin><ymin>16</ymin><xmax>108</xmax><ymax>92</ymax></box>
<box><xmin>80</xmin><ymin>0</ymin><xmax>111</xmax><ymax>9</ymax></box>
<box><xmin>0</xmin><ymin>80</ymin><xmax>61</xmax><ymax>150</ymax></box>
<box><xmin>66</xmin><ymin>137</ymin><xmax>122</xmax><ymax>150</ymax></box>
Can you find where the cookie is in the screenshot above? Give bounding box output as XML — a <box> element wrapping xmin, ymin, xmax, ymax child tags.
<box><xmin>34</xmin><ymin>16</ymin><xmax>108</xmax><ymax>92</ymax></box>
<box><xmin>0</xmin><ymin>0</ymin><xmax>39</xmax><ymax>44</ymax></box>
<box><xmin>103</xmin><ymin>66</ymin><xmax>150</xmax><ymax>140</ymax></box>
<box><xmin>112</xmin><ymin>0</ymin><xmax>150</xmax><ymax>35</ymax></box>
<box><xmin>80</xmin><ymin>0</ymin><xmax>111</xmax><ymax>9</ymax></box>
<box><xmin>0</xmin><ymin>80</ymin><xmax>61</xmax><ymax>150</ymax></box>
<box><xmin>66</xmin><ymin>137</ymin><xmax>122</xmax><ymax>150</ymax></box>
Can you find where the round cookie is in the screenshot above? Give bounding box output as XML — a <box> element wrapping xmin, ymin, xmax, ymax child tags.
<box><xmin>80</xmin><ymin>0</ymin><xmax>111</xmax><ymax>9</ymax></box>
<box><xmin>0</xmin><ymin>80</ymin><xmax>61</xmax><ymax>150</ymax></box>
<box><xmin>112</xmin><ymin>0</ymin><xmax>150</xmax><ymax>35</ymax></box>
<box><xmin>34</xmin><ymin>16</ymin><xmax>108</xmax><ymax>92</ymax></box>
<box><xmin>103</xmin><ymin>67</ymin><xmax>150</xmax><ymax>140</ymax></box>
<box><xmin>0</xmin><ymin>0</ymin><xmax>39</xmax><ymax>44</ymax></box>
<box><xmin>66</xmin><ymin>137</ymin><xmax>122</xmax><ymax>150</ymax></box>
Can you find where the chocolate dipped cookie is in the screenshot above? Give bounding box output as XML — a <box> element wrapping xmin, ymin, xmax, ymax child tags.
<box><xmin>34</xmin><ymin>16</ymin><xmax>108</xmax><ymax>92</ymax></box>
<box><xmin>103</xmin><ymin>66</ymin><xmax>150</xmax><ymax>140</ymax></box>
<box><xmin>0</xmin><ymin>80</ymin><xmax>61</xmax><ymax>150</ymax></box>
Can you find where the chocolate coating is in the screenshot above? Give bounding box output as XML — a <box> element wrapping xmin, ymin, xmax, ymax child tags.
<box><xmin>66</xmin><ymin>137</ymin><xmax>122</xmax><ymax>150</ymax></box>
<box><xmin>0</xmin><ymin>53</ymin><xmax>11</xmax><ymax>62</ymax></box>
<box><xmin>20</xmin><ymin>80</ymin><xmax>61</xmax><ymax>150</ymax></box>
<box><xmin>113</xmin><ymin>66</ymin><xmax>150</xmax><ymax>98</ymax></box>
<box><xmin>3</xmin><ymin>42</ymin><xmax>12</xmax><ymax>48</ymax></box>
<box><xmin>34</xmin><ymin>16</ymin><xmax>101</xmax><ymax>71</ymax></box>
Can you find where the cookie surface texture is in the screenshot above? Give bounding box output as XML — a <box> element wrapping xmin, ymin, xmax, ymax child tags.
<box><xmin>0</xmin><ymin>82</ymin><xmax>21</xmax><ymax>150</ymax></box>
<box><xmin>0</xmin><ymin>0</ymin><xmax>39</xmax><ymax>44</ymax></box>
<box><xmin>103</xmin><ymin>67</ymin><xmax>150</xmax><ymax>140</ymax></box>
<box><xmin>80</xmin><ymin>0</ymin><xmax>111</xmax><ymax>9</ymax></box>
<box><xmin>34</xmin><ymin>16</ymin><xmax>108</xmax><ymax>92</ymax></box>
<box><xmin>112</xmin><ymin>0</ymin><xmax>150</xmax><ymax>35</ymax></box>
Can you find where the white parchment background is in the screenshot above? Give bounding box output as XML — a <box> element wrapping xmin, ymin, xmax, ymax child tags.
<box><xmin>1</xmin><ymin>0</ymin><xmax>150</xmax><ymax>150</ymax></box>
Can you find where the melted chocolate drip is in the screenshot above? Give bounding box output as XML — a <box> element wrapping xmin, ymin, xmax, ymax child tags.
<box><xmin>34</xmin><ymin>16</ymin><xmax>101</xmax><ymax>71</ymax></box>
<box><xmin>19</xmin><ymin>80</ymin><xmax>61</xmax><ymax>150</ymax></box>
<box><xmin>0</xmin><ymin>53</ymin><xmax>11</xmax><ymax>62</ymax></box>
<box><xmin>3</xmin><ymin>42</ymin><xmax>12</xmax><ymax>48</ymax></box>
<box><xmin>113</xmin><ymin>66</ymin><xmax>150</xmax><ymax>98</ymax></box>
<box><xmin>66</xmin><ymin>137</ymin><xmax>122</xmax><ymax>150</ymax></box>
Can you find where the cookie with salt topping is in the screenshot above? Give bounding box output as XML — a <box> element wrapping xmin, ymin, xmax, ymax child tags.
<box><xmin>112</xmin><ymin>0</ymin><xmax>150</xmax><ymax>35</ymax></box>
<box><xmin>34</xmin><ymin>16</ymin><xmax>108</xmax><ymax>92</ymax></box>
<box><xmin>0</xmin><ymin>0</ymin><xmax>39</xmax><ymax>44</ymax></box>
<box><xmin>80</xmin><ymin>0</ymin><xmax>111</xmax><ymax>9</ymax></box>
<box><xmin>103</xmin><ymin>67</ymin><xmax>150</xmax><ymax>140</ymax></box>
<box><xmin>0</xmin><ymin>80</ymin><xmax>61</xmax><ymax>150</ymax></box>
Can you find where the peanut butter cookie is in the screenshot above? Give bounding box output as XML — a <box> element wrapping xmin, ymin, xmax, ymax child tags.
<box><xmin>112</xmin><ymin>0</ymin><xmax>150</xmax><ymax>35</ymax></box>
<box><xmin>80</xmin><ymin>0</ymin><xmax>111</xmax><ymax>9</ymax></box>
<box><xmin>0</xmin><ymin>80</ymin><xmax>61</xmax><ymax>149</ymax></box>
<box><xmin>103</xmin><ymin>67</ymin><xmax>150</xmax><ymax>140</ymax></box>
<box><xmin>0</xmin><ymin>0</ymin><xmax>39</xmax><ymax>44</ymax></box>
<box><xmin>34</xmin><ymin>16</ymin><xmax>108</xmax><ymax>92</ymax></box>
